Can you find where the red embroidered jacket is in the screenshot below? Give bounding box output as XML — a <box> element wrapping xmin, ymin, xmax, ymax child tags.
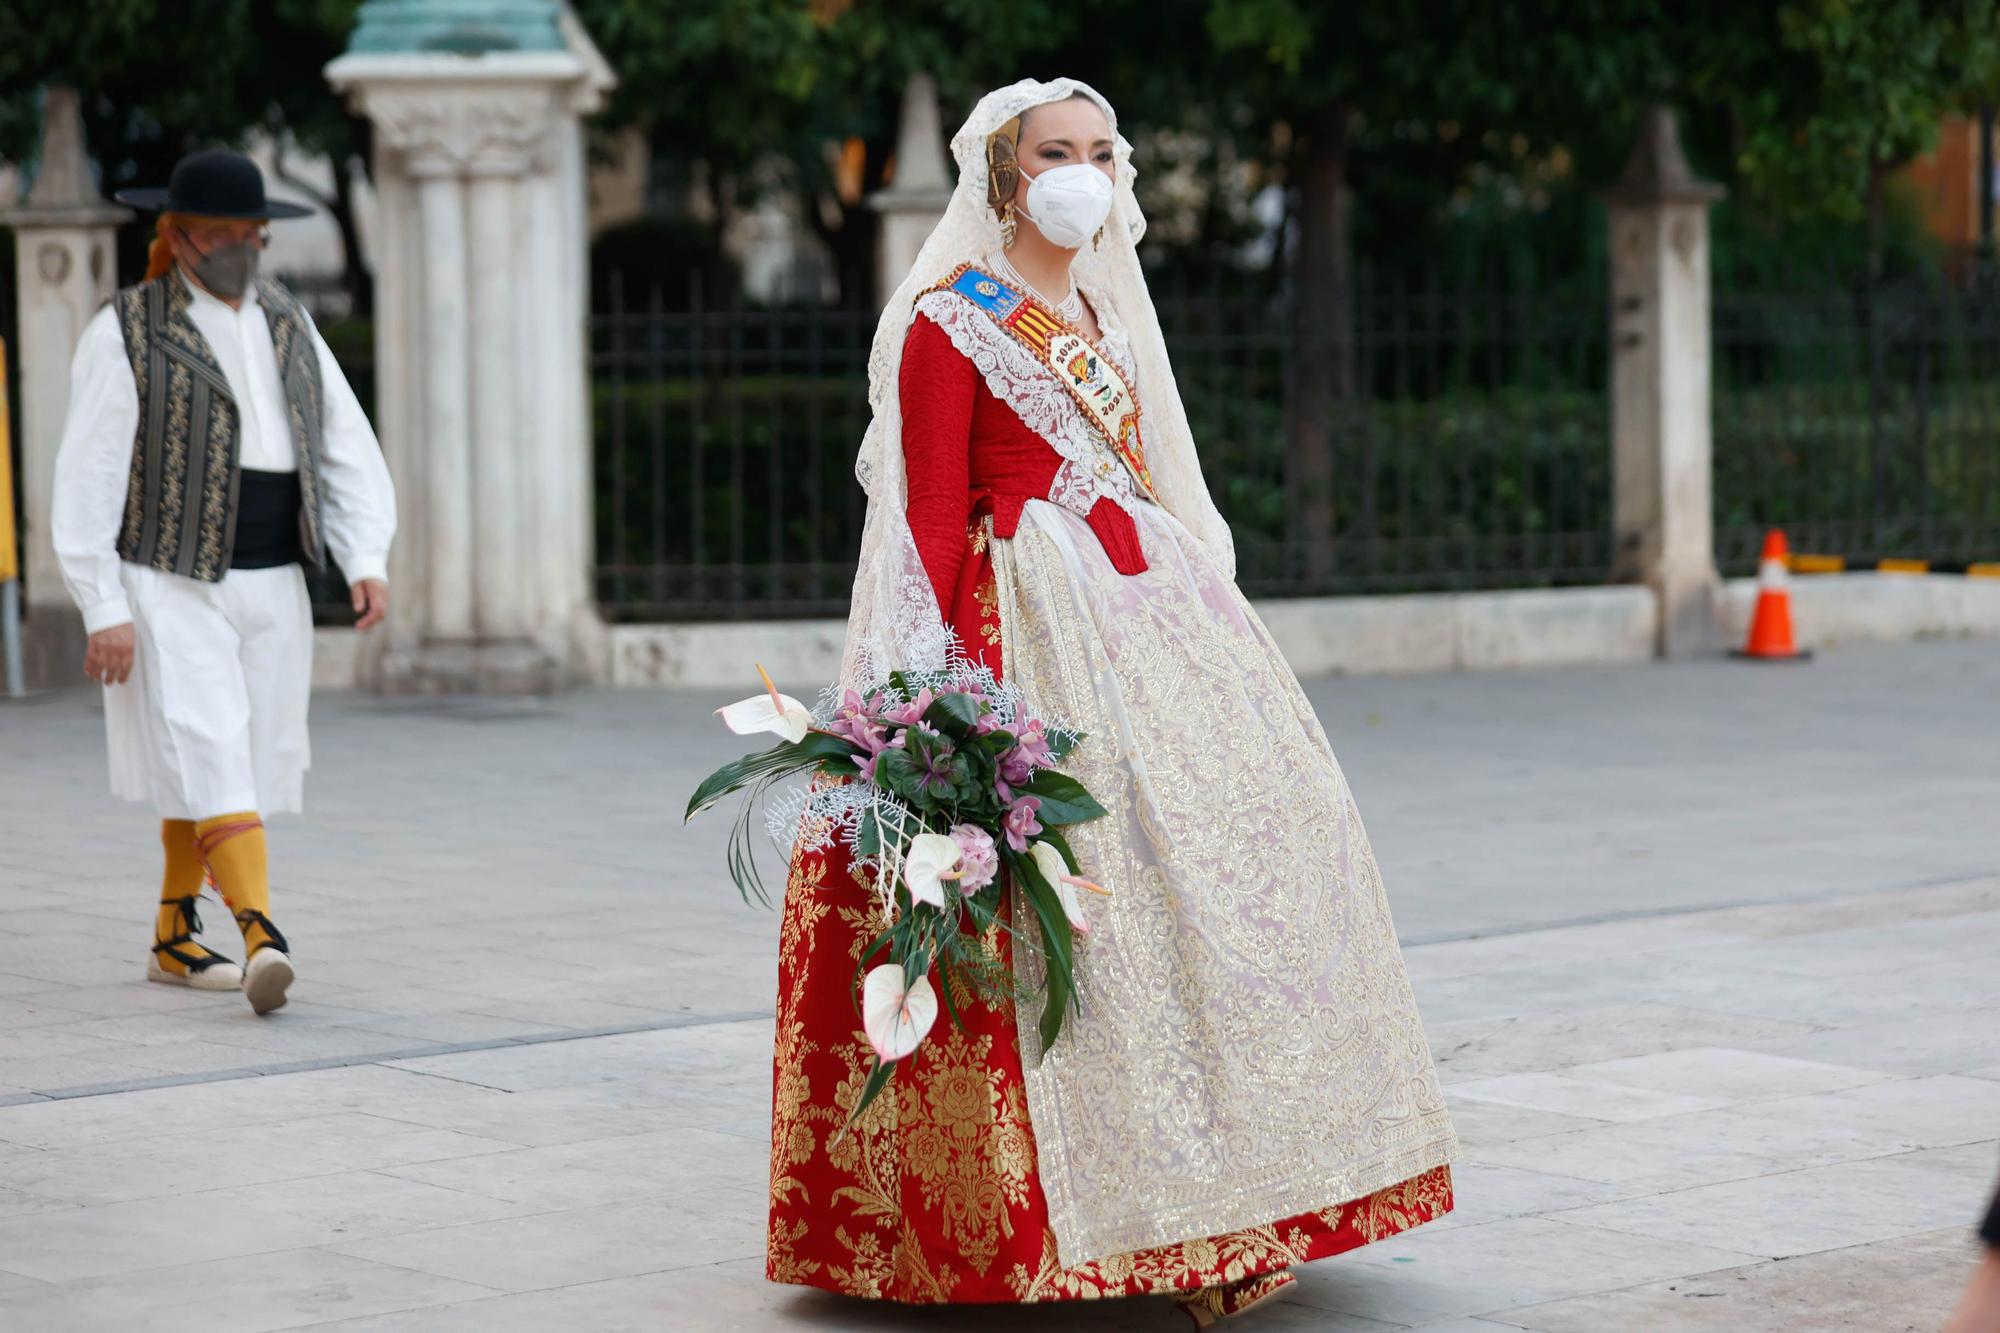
<box><xmin>900</xmin><ymin>312</ymin><xmax>1147</xmax><ymax>618</ymax></box>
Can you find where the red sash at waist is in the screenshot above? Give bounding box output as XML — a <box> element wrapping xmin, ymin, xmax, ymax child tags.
<box><xmin>969</xmin><ymin>459</ymin><xmax>1147</xmax><ymax>577</ymax></box>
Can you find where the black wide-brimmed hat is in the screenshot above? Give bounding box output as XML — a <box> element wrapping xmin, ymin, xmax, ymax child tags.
<box><xmin>113</xmin><ymin>149</ymin><xmax>314</xmax><ymax>220</ymax></box>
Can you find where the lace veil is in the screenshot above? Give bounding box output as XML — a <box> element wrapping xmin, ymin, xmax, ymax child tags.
<box><xmin>839</xmin><ymin>77</ymin><xmax>1236</xmax><ymax>689</ymax></box>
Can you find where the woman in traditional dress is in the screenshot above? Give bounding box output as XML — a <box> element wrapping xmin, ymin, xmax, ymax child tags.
<box><xmin>767</xmin><ymin>78</ymin><xmax>1457</xmax><ymax>1325</ymax></box>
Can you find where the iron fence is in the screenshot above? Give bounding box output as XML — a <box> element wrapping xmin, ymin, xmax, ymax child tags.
<box><xmin>1712</xmin><ymin>282</ymin><xmax>2000</xmax><ymax>573</ymax></box>
<box><xmin>590</xmin><ymin>272</ymin><xmax>1614</xmax><ymax>620</ymax></box>
<box><xmin>332</xmin><ymin>272</ymin><xmax>2000</xmax><ymax>627</ymax></box>
<box><xmin>592</xmin><ymin>289</ymin><xmax>877</xmax><ymax>619</ymax></box>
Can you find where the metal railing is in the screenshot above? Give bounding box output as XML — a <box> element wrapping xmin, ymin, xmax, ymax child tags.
<box><xmin>324</xmin><ymin>272</ymin><xmax>2000</xmax><ymax>627</ymax></box>
<box><xmin>590</xmin><ymin>273</ymin><xmax>1614</xmax><ymax>620</ymax></box>
<box><xmin>1713</xmin><ymin>282</ymin><xmax>2000</xmax><ymax>573</ymax></box>
<box><xmin>592</xmin><ymin>289</ymin><xmax>877</xmax><ymax>619</ymax></box>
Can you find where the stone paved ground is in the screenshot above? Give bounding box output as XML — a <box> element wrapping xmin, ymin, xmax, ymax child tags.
<box><xmin>0</xmin><ymin>638</ymin><xmax>1997</xmax><ymax>1330</ymax></box>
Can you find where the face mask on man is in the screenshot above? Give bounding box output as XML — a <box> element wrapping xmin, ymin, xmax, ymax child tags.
<box><xmin>181</xmin><ymin>229</ymin><xmax>261</xmax><ymax>300</ymax></box>
<box><xmin>1016</xmin><ymin>161</ymin><xmax>1116</xmax><ymax>250</ymax></box>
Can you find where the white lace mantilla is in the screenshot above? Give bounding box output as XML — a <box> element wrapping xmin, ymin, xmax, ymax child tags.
<box><xmin>912</xmin><ymin>284</ymin><xmax>1149</xmax><ymax>522</ymax></box>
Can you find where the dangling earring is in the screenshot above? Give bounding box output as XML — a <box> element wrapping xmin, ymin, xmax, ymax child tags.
<box><xmin>1001</xmin><ymin>202</ymin><xmax>1018</xmax><ymax>250</ymax></box>
<box><xmin>1092</xmin><ymin>225</ymin><xmax>1104</xmax><ymax>251</ymax></box>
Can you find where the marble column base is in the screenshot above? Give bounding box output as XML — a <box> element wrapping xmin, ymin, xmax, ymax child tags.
<box><xmin>373</xmin><ymin>639</ymin><xmax>567</xmax><ymax>696</ymax></box>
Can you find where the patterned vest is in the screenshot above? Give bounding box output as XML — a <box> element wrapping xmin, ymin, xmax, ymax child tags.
<box><xmin>111</xmin><ymin>274</ymin><xmax>327</xmax><ymax>582</ymax></box>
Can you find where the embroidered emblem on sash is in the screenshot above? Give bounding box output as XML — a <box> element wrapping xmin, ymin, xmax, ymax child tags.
<box><xmin>932</xmin><ymin>263</ymin><xmax>1154</xmax><ymax>495</ymax></box>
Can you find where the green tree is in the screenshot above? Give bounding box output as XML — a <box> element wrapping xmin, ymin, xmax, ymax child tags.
<box><xmin>1675</xmin><ymin>0</ymin><xmax>2000</xmax><ymax>277</ymax></box>
<box><xmin>575</xmin><ymin>0</ymin><xmax>1083</xmax><ymax>307</ymax></box>
<box><xmin>0</xmin><ymin>0</ymin><xmax>373</xmax><ymax>311</ymax></box>
<box><xmin>1185</xmin><ymin>0</ymin><xmax>1653</xmax><ymax>578</ymax></box>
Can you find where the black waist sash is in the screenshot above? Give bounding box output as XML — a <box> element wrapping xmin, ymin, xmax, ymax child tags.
<box><xmin>230</xmin><ymin>469</ymin><xmax>306</xmax><ymax>570</ymax></box>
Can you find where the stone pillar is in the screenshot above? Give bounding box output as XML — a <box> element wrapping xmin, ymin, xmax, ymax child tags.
<box><xmin>868</xmin><ymin>73</ymin><xmax>955</xmax><ymax>305</ymax></box>
<box><xmin>412</xmin><ymin>169</ymin><xmax>474</xmax><ymax>640</ymax></box>
<box><xmin>326</xmin><ymin>1</ymin><xmax>613</xmax><ymax>692</ymax></box>
<box><xmin>1606</xmin><ymin>105</ymin><xmax>1726</xmax><ymax>658</ymax></box>
<box><xmin>0</xmin><ymin>88</ymin><xmax>132</xmax><ymax>689</ymax></box>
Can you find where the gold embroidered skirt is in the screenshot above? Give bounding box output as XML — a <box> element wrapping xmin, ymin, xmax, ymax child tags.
<box><xmin>766</xmin><ymin>497</ymin><xmax>1456</xmax><ymax>1302</ymax></box>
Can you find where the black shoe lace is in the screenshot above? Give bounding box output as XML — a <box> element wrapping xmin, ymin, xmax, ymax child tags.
<box><xmin>154</xmin><ymin>896</ymin><xmax>238</xmax><ymax>972</ymax></box>
<box><xmin>234</xmin><ymin>908</ymin><xmax>291</xmax><ymax>957</ymax></box>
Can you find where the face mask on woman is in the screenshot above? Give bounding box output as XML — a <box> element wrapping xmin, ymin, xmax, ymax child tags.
<box><xmin>1016</xmin><ymin>161</ymin><xmax>1115</xmax><ymax>250</ymax></box>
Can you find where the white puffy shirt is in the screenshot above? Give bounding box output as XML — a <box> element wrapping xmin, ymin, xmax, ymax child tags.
<box><xmin>50</xmin><ymin>271</ymin><xmax>397</xmax><ymax>632</ymax></box>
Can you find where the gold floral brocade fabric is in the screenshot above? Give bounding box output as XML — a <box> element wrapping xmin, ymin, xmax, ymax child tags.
<box><xmin>765</xmin><ymin>495</ymin><xmax>1456</xmax><ymax>1303</ymax></box>
<box><xmin>767</xmin><ymin>841</ymin><xmax>1454</xmax><ymax>1304</ymax></box>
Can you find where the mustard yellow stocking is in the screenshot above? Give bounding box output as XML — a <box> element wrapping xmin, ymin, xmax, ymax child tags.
<box><xmin>151</xmin><ymin>819</ymin><xmax>235</xmax><ymax>976</ymax></box>
<box><xmin>194</xmin><ymin>813</ymin><xmax>288</xmax><ymax>957</ymax></box>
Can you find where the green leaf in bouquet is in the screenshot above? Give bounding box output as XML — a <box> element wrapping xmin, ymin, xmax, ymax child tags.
<box><xmin>1008</xmin><ymin>848</ymin><xmax>1079</xmax><ymax>1055</ymax></box>
<box><xmin>921</xmin><ymin>690</ymin><xmax>984</xmax><ymax>739</ymax></box>
<box><xmin>846</xmin><ymin>1056</ymin><xmax>899</xmax><ymax>1126</ymax></box>
<box><xmin>935</xmin><ymin>953</ymin><xmax>968</xmax><ymax>1035</ymax></box>
<box><xmin>724</xmin><ymin>774</ymin><xmax>782</xmax><ymax>906</ymax></box>
<box><xmin>1018</xmin><ymin>769</ymin><xmax>1108</xmax><ymax>825</ymax></box>
<box><xmin>848</xmin><ymin>924</ymin><xmax>896</xmax><ymax>1021</ymax></box>
<box><xmin>1044</xmin><ymin>728</ymin><xmax>1081</xmax><ymax>761</ymax></box>
<box><xmin>874</xmin><ymin>750</ymin><xmax>922</xmax><ymax>803</ymax></box>
<box><xmin>684</xmin><ymin>730</ymin><xmax>857</xmax><ymax>822</ymax></box>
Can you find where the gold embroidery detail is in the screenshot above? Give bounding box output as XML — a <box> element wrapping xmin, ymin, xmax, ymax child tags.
<box><xmin>828</xmin><ymin>1224</ymin><xmax>891</xmax><ymax>1298</ymax></box>
<box><xmin>896</xmin><ymin>1030</ymin><xmax>1033</xmax><ymax>1276</ymax></box>
<box><xmin>193</xmin><ymin>393</ymin><xmax>236</xmax><ymax>580</ymax></box>
<box><xmin>766</xmin><ymin>1216</ymin><xmax>817</xmax><ymax>1285</ymax></box>
<box><xmin>1351</xmin><ymin>1165</ymin><xmax>1454</xmax><ymax>1243</ymax></box>
<box><xmin>973</xmin><ymin>571</ymin><xmax>1003</xmax><ymax>647</ymax></box>
<box><xmin>157</xmin><ymin>361</ymin><xmax>192</xmax><ymax>563</ymax></box>
<box><xmin>1002</xmin><ymin>1215</ymin><xmax>1311</xmax><ymax>1303</ymax></box>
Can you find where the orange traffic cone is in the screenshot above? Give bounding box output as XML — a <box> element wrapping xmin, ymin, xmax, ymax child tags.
<box><xmin>1733</xmin><ymin>529</ymin><xmax>1812</xmax><ymax>661</ymax></box>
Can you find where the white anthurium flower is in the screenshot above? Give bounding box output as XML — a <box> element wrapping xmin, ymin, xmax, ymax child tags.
<box><xmin>862</xmin><ymin>963</ymin><xmax>937</xmax><ymax>1062</ymax></box>
<box><xmin>1028</xmin><ymin>839</ymin><xmax>1106</xmax><ymax>936</ymax></box>
<box><xmin>901</xmin><ymin>832</ymin><xmax>963</xmax><ymax>908</ymax></box>
<box><xmin>716</xmin><ymin>663</ymin><xmax>811</xmax><ymax>744</ymax></box>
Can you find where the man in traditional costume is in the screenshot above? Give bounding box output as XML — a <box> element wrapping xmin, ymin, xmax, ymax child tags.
<box><xmin>51</xmin><ymin>149</ymin><xmax>396</xmax><ymax>1014</ymax></box>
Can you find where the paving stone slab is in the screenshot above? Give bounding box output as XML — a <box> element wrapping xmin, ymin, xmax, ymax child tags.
<box><xmin>1285</xmin><ymin>1216</ymin><xmax>1760</xmax><ymax>1325</ymax></box>
<box><xmin>0</xmin><ymin>1245</ymin><xmax>499</xmax><ymax>1333</ymax></box>
<box><xmin>1495</xmin><ymin>1226</ymin><xmax>1978</xmax><ymax>1331</ymax></box>
<box><xmin>1553</xmin><ymin>1141</ymin><xmax>1998</xmax><ymax>1259</ymax></box>
<box><xmin>325</xmin><ymin>1192</ymin><xmax>768</xmax><ymax>1293</ymax></box>
<box><xmin>0</xmin><ymin>1167</ymin><xmax>537</xmax><ymax>1282</ymax></box>
<box><xmin>1557</xmin><ymin>1047</ymin><xmax>1893</xmax><ymax>1104</ymax></box>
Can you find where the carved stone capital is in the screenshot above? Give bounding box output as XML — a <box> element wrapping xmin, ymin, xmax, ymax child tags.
<box><xmin>364</xmin><ymin>86</ymin><xmax>562</xmax><ymax>177</ymax></box>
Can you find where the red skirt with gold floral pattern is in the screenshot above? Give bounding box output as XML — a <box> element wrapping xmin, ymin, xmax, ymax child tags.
<box><xmin>765</xmin><ymin>537</ymin><xmax>1452</xmax><ymax>1305</ymax></box>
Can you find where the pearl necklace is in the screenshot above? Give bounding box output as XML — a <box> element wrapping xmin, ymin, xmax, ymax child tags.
<box><xmin>996</xmin><ymin>253</ymin><xmax>1084</xmax><ymax>324</ymax></box>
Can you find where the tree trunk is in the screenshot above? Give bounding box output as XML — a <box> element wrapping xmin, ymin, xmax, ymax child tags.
<box><xmin>332</xmin><ymin>129</ymin><xmax>374</xmax><ymax>319</ymax></box>
<box><xmin>1286</xmin><ymin>99</ymin><xmax>1355</xmax><ymax>587</ymax></box>
<box><xmin>268</xmin><ymin>132</ymin><xmax>373</xmax><ymax>320</ymax></box>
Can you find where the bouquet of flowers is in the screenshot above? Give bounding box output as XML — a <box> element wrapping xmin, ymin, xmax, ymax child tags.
<box><xmin>686</xmin><ymin>663</ymin><xmax>1108</xmax><ymax>1119</ymax></box>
